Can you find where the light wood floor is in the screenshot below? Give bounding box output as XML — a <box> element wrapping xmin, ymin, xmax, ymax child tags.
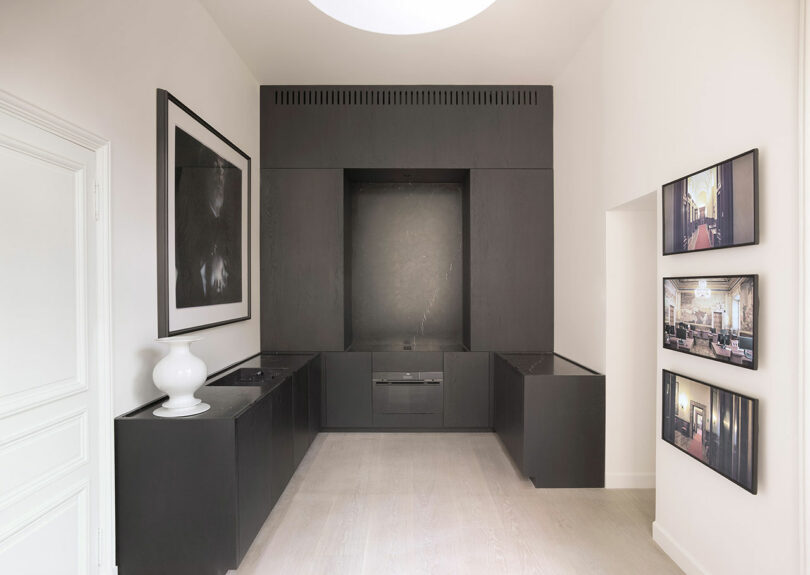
<box><xmin>232</xmin><ymin>433</ymin><xmax>682</xmax><ymax>575</ymax></box>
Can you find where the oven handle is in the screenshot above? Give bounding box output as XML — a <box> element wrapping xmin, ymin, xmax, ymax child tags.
<box><xmin>373</xmin><ymin>380</ymin><xmax>442</xmax><ymax>385</ymax></box>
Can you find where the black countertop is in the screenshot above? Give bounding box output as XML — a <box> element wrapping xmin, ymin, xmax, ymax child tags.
<box><xmin>497</xmin><ymin>353</ymin><xmax>598</xmax><ymax>377</ymax></box>
<box><xmin>118</xmin><ymin>353</ymin><xmax>317</xmax><ymax>421</ymax></box>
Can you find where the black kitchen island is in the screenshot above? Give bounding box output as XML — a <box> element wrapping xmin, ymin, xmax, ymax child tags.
<box><xmin>494</xmin><ymin>353</ymin><xmax>606</xmax><ymax>488</ymax></box>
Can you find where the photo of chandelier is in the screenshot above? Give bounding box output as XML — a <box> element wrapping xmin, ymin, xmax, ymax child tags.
<box><xmin>694</xmin><ymin>279</ymin><xmax>711</xmax><ymax>298</ymax></box>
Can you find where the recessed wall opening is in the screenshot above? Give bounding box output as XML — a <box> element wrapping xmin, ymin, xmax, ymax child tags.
<box><xmin>604</xmin><ymin>191</ymin><xmax>657</xmax><ymax>488</ymax></box>
<box><xmin>344</xmin><ymin>169</ymin><xmax>470</xmax><ymax>351</ymax></box>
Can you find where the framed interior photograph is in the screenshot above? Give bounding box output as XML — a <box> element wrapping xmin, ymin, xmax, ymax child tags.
<box><xmin>663</xmin><ymin>275</ymin><xmax>758</xmax><ymax>370</ymax></box>
<box><xmin>662</xmin><ymin>149</ymin><xmax>758</xmax><ymax>255</ymax></box>
<box><xmin>157</xmin><ymin>89</ymin><xmax>251</xmax><ymax>337</ymax></box>
<box><xmin>662</xmin><ymin>370</ymin><xmax>758</xmax><ymax>494</ymax></box>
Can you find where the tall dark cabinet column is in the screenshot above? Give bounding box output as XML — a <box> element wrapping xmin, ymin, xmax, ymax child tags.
<box><xmin>469</xmin><ymin>169</ymin><xmax>554</xmax><ymax>351</ymax></box>
<box><xmin>261</xmin><ymin>169</ymin><xmax>345</xmax><ymax>351</ymax></box>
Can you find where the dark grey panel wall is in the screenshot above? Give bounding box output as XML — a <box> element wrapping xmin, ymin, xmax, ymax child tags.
<box><xmin>470</xmin><ymin>169</ymin><xmax>554</xmax><ymax>351</ymax></box>
<box><xmin>349</xmin><ymin>182</ymin><xmax>463</xmax><ymax>348</ymax></box>
<box><xmin>261</xmin><ymin>169</ymin><xmax>344</xmax><ymax>351</ymax></box>
<box><xmin>261</xmin><ymin>86</ymin><xmax>552</xmax><ymax>169</ymax></box>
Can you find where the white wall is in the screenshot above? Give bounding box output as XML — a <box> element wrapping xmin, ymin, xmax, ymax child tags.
<box><xmin>555</xmin><ymin>0</ymin><xmax>800</xmax><ymax>573</ymax></box>
<box><xmin>0</xmin><ymin>0</ymin><xmax>261</xmax><ymax>414</ymax></box>
<box><xmin>605</xmin><ymin>193</ymin><xmax>657</xmax><ymax>488</ymax></box>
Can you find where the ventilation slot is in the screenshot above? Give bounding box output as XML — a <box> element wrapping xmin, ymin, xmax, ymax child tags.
<box><xmin>272</xmin><ymin>88</ymin><xmax>540</xmax><ymax>107</ymax></box>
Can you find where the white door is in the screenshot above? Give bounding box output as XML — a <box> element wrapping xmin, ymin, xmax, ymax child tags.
<box><xmin>0</xmin><ymin>98</ymin><xmax>107</xmax><ymax>575</ymax></box>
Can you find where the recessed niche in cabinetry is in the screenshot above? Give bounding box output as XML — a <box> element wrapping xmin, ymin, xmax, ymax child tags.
<box><xmin>344</xmin><ymin>169</ymin><xmax>470</xmax><ymax>351</ymax></box>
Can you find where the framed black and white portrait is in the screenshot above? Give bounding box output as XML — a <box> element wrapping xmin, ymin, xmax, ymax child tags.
<box><xmin>157</xmin><ymin>89</ymin><xmax>250</xmax><ymax>337</ymax></box>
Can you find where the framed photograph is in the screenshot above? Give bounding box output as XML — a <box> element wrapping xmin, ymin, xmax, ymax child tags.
<box><xmin>662</xmin><ymin>370</ymin><xmax>758</xmax><ymax>494</ymax></box>
<box><xmin>157</xmin><ymin>89</ymin><xmax>250</xmax><ymax>337</ymax></box>
<box><xmin>662</xmin><ymin>149</ymin><xmax>758</xmax><ymax>255</ymax></box>
<box><xmin>663</xmin><ymin>275</ymin><xmax>757</xmax><ymax>370</ymax></box>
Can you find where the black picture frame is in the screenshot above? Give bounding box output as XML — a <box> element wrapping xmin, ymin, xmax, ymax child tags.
<box><xmin>157</xmin><ymin>89</ymin><xmax>251</xmax><ymax>337</ymax></box>
<box><xmin>662</xmin><ymin>149</ymin><xmax>759</xmax><ymax>256</ymax></box>
<box><xmin>662</xmin><ymin>275</ymin><xmax>758</xmax><ymax>370</ymax></box>
<box><xmin>661</xmin><ymin>370</ymin><xmax>758</xmax><ymax>494</ymax></box>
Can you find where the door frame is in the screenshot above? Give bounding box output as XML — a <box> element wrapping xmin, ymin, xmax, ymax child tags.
<box><xmin>0</xmin><ymin>90</ymin><xmax>115</xmax><ymax>574</ymax></box>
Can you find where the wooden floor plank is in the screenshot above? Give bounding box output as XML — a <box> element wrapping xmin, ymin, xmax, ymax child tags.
<box><xmin>234</xmin><ymin>432</ymin><xmax>681</xmax><ymax>575</ymax></box>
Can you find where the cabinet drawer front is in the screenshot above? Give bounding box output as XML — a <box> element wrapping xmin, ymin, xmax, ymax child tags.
<box><xmin>373</xmin><ymin>383</ymin><xmax>443</xmax><ymax>415</ymax></box>
<box><xmin>372</xmin><ymin>351</ymin><xmax>443</xmax><ymax>372</ymax></box>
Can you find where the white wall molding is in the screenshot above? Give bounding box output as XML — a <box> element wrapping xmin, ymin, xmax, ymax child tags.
<box><xmin>800</xmin><ymin>0</ymin><xmax>809</xmax><ymax>572</ymax></box>
<box><xmin>0</xmin><ymin>90</ymin><xmax>106</xmax><ymax>150</ymax></box>
<box><xmin>652</xmin><ymin>521</ymin><xmax>711</xmax><ymax>575</ymax></box>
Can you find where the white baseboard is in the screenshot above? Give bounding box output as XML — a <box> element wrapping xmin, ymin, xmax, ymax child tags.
<box><xmin>604</xmin><ymin>471</ymin><xmax>655</xmax><ymax>488</ymax></box>
<box><xmin>653</xmin><ymin>521</ymin><xmax>711</xmax><ymax>575</ymax></box>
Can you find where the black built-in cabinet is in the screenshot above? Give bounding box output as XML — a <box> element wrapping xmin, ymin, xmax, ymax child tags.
<box><xmin>493</xmin><ymin>354</ymin><xmax>606</xmax><ymax>488</ymax></box>
<box><xmin>323</xmin><ymin>351</ymin><xmax>492</xmax><ymax>430</ymax></box>
<box><xmin>115</xmin><ymin>355</ymin><xmax>320</xmax><ymax>575</ymax></box>
<box><xmin>260</xmin><ymin>85</ymin><xmax>554</xmax><ymax>355</ymax></box>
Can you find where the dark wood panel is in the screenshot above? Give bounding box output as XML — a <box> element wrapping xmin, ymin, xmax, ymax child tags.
<box><xmin>469</xmin><ymin>169</ymin><xmax>554</xmax><ymax>351</ymax></box>
<box><xmin>235</xmin><ymin>393</ymin><xmax>273</xmax><ymax>563</ymax></box>
<box><xmin>308</xmin><ymin>355</ymin><xmax>322</xmax><ymax>442</ymax></box>
<box><xmin>372</xmin><ymin>351</ymin><xmax>443</xmax><ymax>372</ymax></box>
<box><xmin>324</xmin><ymin>352</ymin><xmax>373</xmax><ymax>428</ymax></box>
<box><xmin>115</xmin><ymin>421</ymin><xmax>238</xmax><ymax>575</ymax></box>
<box><xmin>444</xmin><ymin>352</ymin><xmax>490</xmax><ymax>428</ymax></box>
<box><xmin>292</xmin><ymin>367</ymin><xmax>309</xmax><ymax>467</ymax></box>
<box><xmin>493</xmin><ymin>354</ymin><xmax>525</xmax><ymax>470</ymax></box>
<box><xmin>261</xmin><ymin>169</ymin><xmax>345</xmax><ymax>351</ymax></box>
<box><xmin>524</xmin><ymin>375</ymin><xmax>605</xmax><ymax>488</ymax></box>
<box><xmin>269</xmin><ymin>377</ymin><xmax>294</xmax><ymax>507</ymax></box>
<box><xmin>261</xmin><ymin>86</ymin><xmax>553</xmax><ymax>170</ymax></box>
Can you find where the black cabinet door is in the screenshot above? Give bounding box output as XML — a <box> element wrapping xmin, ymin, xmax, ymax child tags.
<box><xmin>308</xmin><ymin>355</ymin><xmax>322</xmax><ymax>443</ymax></box>
<box><xmin>270</xmin><ymin>377</ymin><xmax>295</xmax><ymax>507</ymax></box>
<box><xmin>292</xmin><ymin>366</ymin><xmax>310</xmax><ymax>467</ymax></box>
<box><xmin>324</xmin><ymin>352</ymin><xmax>372</xmax><ymax>428</ymax></box>
<box><xmin>115</xmin><ymin>419</ymin><xmax>238</xmax><ymax>575</ymax></box>
<box><xmin>493</xmin><ymin>354</ymin><xmax>525</xmax><ymax>471</ymax></box>
<box><xmin>469</xmin><ymin>169</ymin><xmax>554</xmax><ymax>351</ymax></box>
<box><xmin>235</xmin><ymin>392</ymin><xmax>273</xmax><ymax>563</ymax></box>
<box><xmin>444</xmin><ymin>352</ymin><xmax>490</xmax><ymax>428</ymax></box>
<box><xmin>261</xmin><ymin>169</ymin><xmax>345</xmax><ymax>351</ymax></box>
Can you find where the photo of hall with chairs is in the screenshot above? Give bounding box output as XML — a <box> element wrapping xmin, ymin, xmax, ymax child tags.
<box><xmin>662</xmin><ymin>150</ymin><xmax>756</xmax><ymax>254</ymax></box>
<box><xmin>664</xmin><ymin>276</ymin><xmax>756</xmax><ymax>368</ymax></box>
<box><xmin>662</xmin><ymin>371</ymin><xmax>757</xmax><ymax>493</ymax></box>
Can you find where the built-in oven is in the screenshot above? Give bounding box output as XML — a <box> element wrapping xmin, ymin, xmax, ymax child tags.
<box><xmin>372</xmin><ymin>371</ymin><xmax>443</xmax><ymax>427</ymax></box>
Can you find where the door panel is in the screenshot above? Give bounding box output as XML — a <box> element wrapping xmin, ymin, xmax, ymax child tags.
<box><xmin>0</xmin><ymin>107</ymin><xmax>100</xmax><ymax>575</ymax></box>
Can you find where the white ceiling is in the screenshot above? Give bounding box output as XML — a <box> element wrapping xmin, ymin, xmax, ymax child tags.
<box><xmin>197</xmin><ymin>0</ymin><xmax>612</xmax><ymax>85</ymax></box>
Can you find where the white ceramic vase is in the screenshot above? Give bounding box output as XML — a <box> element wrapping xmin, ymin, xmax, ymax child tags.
<box><xmin>152</xmin><ymin>336</ymin><xmax>210</xmax><ymax>418</ymax></box>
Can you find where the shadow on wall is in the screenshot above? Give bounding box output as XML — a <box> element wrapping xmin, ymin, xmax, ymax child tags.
<box><xmin>136</xmin><ymin>347</ymin><xmax>163</xmax><ymax>402</ymax></box>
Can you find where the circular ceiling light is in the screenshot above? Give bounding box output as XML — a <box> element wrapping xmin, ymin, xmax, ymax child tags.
<box><xmin>307</xmin><ymin>0</ymin><xmax>498</xmax><ymax>35</ymax></box>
